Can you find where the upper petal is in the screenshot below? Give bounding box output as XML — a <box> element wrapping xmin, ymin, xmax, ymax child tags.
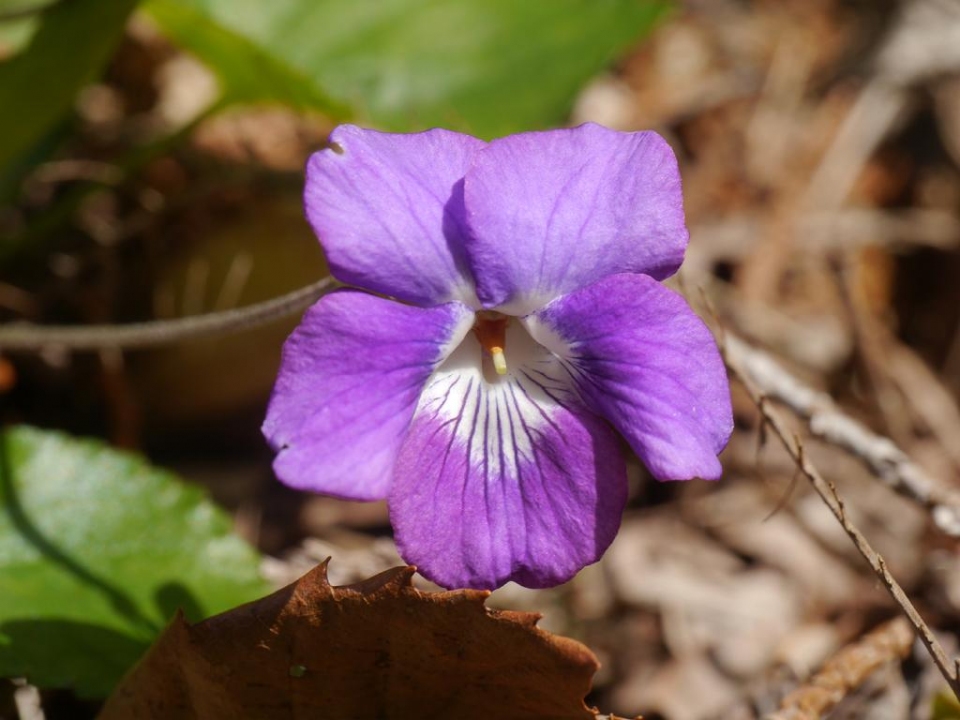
<box><xmin>305</xmin><ymin>125</ymin><xmax>485</xmax><ymax>306</ymax></box>
<box><xmin>390</xmin><ymin>330</ymin><xmax>627</xmax><ymax>590</ymax></box>
<box><xmin>527</xmin><ymin>273</ymin><xmax>732</xmax><ymax>481</ymax></box>
<box><xmin>463</xmin><ymin>123</ymin><xmax>688</xmax><ymax>314</ymax></box>
<box><xmin>263</xmin><ymin>289</ymin><xmax>474</xmax><ymax>499</ymax></box>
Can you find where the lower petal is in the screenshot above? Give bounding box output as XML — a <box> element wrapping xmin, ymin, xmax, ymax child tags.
<box><xmin>263</xmin><ymin>290</ymin><xmax>473</xmax><ymax>500</ymax></box>
<box><xmin>390</xmin><ymin>350</ymin><xmax>627</xmax><ymax>590</ymax></box>
<box><xmin>527</xmin><ymin>272</ymin><xmax>733</xmax><ymax>482</ymax></box>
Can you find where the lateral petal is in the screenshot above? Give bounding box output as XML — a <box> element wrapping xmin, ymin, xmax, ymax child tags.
<box><xmin>463</xmin><ymin>123</ymin><xmax>688</xmax><ymax>314</ymax></box>
<box><xmin>263</xmin><ymin>290</ymin><xmax>474</xmax><ymax>499</ymax></box>
<box><xmin>390</xmin><ymin>333</ymin><xmax>627</xmax><ymax>589</ymax></box>
<box><xmin>527</xmin><ymin>273</ymin><xmax>732</xmax><ymax>481</ymax></box>
<box><xmin>305</xmin><ymin>125</ymin><xmax>484</xmax><ymax>306</ymax></box>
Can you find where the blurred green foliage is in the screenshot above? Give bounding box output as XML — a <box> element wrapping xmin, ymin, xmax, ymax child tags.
<box><xmin>0</xmin><ymin>0</ymin><xmax>669</xmax><ymax>260</ymax></box>
<box><xmin>146</xmin><ymin>0</ymin><xmax>350</xmax><ymax>117</ymax></box>
<box><xmin>0</xmin><ymin>0</ymin><xmax>138</xmax><ymax>194</ymax></box>
<box><xmin>147</xmin><ymin>0</ymin><xmax>669</xmax><ymax>138</ymax></box>
<box><xmin>0</xmin><ymin>0</ymin><xmax>669</xmax><ymax>253</ymax></box>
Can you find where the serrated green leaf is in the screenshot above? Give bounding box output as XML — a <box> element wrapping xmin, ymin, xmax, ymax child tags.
<box><xmin>0</xmin><ymin>426</ymin><xmax>271</xmax><ymax>698</ymax></box>
<box><xmin>146</xmin><ymin>0</ymin><xmax>670</xmax><ymax>138</ymax></box>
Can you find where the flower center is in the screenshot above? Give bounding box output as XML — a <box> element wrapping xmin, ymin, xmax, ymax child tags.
<box><xmin>473</xmin><ymin>311</ymin><xmax>509</xmax><ymax>376</ymax></box>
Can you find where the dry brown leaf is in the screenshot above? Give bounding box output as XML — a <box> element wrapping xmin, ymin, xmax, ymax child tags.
<box><xmin>100</xmin><ymin>562</ymin><xmax>602</xmax><ymax>720</ymax></box>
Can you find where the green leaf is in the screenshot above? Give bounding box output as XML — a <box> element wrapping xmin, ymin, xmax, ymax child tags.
<box><xmin>146</xmin><ymin>0</ymin><xmax>670</xmax><ymax>138</ymax></box>
<box><xmin>0</xmin><ymin>0</ymin><xmax>139</xmax><ymax>175</ymax></box>
<box><xmin>0</xmin><ymin>426</ymin><xmax>271</xmax><ymax>698</ymax></box>
<box><xmin>146</xmin><ymin>0</ymin><xmax>349</xmax><ymax>117</ymax></box>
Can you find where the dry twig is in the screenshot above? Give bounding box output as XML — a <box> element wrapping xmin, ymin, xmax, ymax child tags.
<box><xmin>723</xmin><ymin>335</ymin><xmax>960</xmax><ymax>698</ymax></box>
<box><xmin>724</xmin><ymin>334</ymin><xmax>960</xmax><ymax>536</ymax></box>
<box><xmin>767</xmin><ymin>617</ymin><xmax>914</xmax><ymax>720</ymax></box>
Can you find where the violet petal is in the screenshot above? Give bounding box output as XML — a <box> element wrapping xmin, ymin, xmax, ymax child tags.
<box><xmin>263</xmin><ymin>289</ymin><xmax>473</xmax><ymax>499</ymax></box>
<box><xmin>305</xmin><ymin>125</ymin><xmax>484</xmax><ymax>306</ymax></box>
<box><xmin>528</xmin><ymin>272</ymin><xmax>733</xmax><ymax>481</ymax></box>
<box><xmin>390</xmin><ymin>359</ymin><xmax>627</xmax><ymax>590</ymax></box>
<box><xmin>463</xmin><ymin>123</ymin><xmax>688</xmax><ymax>314</ymax></box>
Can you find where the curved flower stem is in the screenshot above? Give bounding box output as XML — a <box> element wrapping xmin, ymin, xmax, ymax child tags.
<box><xmin>0</xmin><ymin>277</ymin><xmax>334</xmax><ymax>352</ymax></box>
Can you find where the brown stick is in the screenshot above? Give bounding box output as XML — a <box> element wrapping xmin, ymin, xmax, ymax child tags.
<box><xmin>723</xmin><ymin>335</ymin><xmax>960</xmax><ymax>699</ymax></box>
<box><xmin>768</xmin><ymin>617</ymin><xmax>914</xmax><ymax>720</ymax></box>
<box><xmin>724</xmin><ymin>334</ymin><xmax>960</xmax><ymax>536</ymax></box>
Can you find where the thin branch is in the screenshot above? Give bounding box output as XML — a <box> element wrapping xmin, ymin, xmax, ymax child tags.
<box><xmin>768</xmin><ymin>617</ymin><xmax>914</xmax><ymax>720</ymax></box>
<box><xmin>724</xmin><ymin>333</ymin><xmax>960</xmax><ymax>536</ymax></box>
<box><xmin>0</xmin><ymin>277</ymin><xmax>334</xmax><ymax>352</ymax></box>
<box><xmin>723</xmin><ymin>337</ymin><xmax>960</xmax><ymax>699</ymax></box>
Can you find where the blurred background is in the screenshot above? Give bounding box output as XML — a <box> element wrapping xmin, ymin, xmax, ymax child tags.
<box><xmin>4</xmin><ymin>0</ymin><xmax>960</xmax><ymax>717</ymax></box>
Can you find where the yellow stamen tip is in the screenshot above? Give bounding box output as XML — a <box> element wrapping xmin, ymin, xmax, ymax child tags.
<box><xmin>491</xmin><ymin>347</ymin><xmax>507</xmax><ymax>375</ymax></box>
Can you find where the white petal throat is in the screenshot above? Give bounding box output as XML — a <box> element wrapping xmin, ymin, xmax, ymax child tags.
<box><xmin>416</xmin><ymin>322</ymin><xmax>577</xmax><ymax>474</ymax></box>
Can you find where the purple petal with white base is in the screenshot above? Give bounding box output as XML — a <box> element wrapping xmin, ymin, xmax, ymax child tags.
<box><xmin>463</xmin><ymin>123</ymin><xmax>688</xmax><ymax>313</ymax></box>
<box><xmin>263</xmin><ymin>289</ymin><xmax>473</xmax><ymax>500</ymax></box>
<box><xmin>528</xmin><ymin>273</ymin><xmax>733</xmax><ymax>481</ymax></box>
<box><xmin>389</xmin><ymin>332</ymin><xmax>627</xmax><ymax>589</ymax></box>
<box><xmin>305</xmin><ymin>125</ymin><xmax>485</xmax><ymax>306</ymax></box>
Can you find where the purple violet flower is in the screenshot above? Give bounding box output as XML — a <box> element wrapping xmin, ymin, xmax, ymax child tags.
<box><xmin>263</xmin><ymin>123</ymin><xmax>733</xmax><ymax>590</ymax></box>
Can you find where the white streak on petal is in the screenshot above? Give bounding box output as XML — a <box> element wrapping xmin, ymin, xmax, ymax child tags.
<box><xmin>416</xmin><ymin>322</ymin><xmax>577</xmax><ymax>478</ymax></box>
<box><xmin>391</xmin><ymin>317</ymin><xmax>628</xmax><ymax>589</ymax></box>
